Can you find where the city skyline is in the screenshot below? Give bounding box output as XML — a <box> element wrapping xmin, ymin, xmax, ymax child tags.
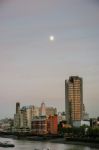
<box><xmin>0</xmin><ymin>0</ymin><xmax>99</xmax><ymax>119</ymax></box>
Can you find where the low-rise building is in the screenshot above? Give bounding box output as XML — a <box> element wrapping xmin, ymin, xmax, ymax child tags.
<box><xmin>47</xmin><ymin>115</ymin><xmax>58</xmax><ymax>135</ymax></box>
<box><xmin>73</xmin><ymin>120</ymin><xmax>90</xmax><ymax>127</ymax></box>
<box><xmin>0</xmin><ymin>118</ymin><xmax>13</xmax><ymax>132</ymax></box>
<box><xmin>31</xmin><ymin>115</ymin><xmax>58</xmax><ymax>135</ymax></box>
<box><xmin>31</xmin><ymin>116</ymin><xmax>48</xmax><ymax>135</ymax></box>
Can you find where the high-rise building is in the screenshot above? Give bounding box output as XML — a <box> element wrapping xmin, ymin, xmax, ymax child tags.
<box><xmin>20</xmin><ymin>107</ymin><xmax>28</xmax><ymax>128</ymax></box>
<box><xmin>16</xmin><ymin>102</ymin><xmax>20</xmax><ymax>114</ymax></box>
<box><xmin>14</xmin><ymin>102</ymin><xmax>20</xmax><ymax>128</ymax></box>
<box><xmin>65</xmin><ymin>76</ymin><xmax>83</xmax><ymax>124</ymax></box>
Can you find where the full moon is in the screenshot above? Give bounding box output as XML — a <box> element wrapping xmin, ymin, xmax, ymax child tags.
<box><xmin>49</xmin><ymin>35</ymin><xmax>54</xmax><ymax>41</ymax></box>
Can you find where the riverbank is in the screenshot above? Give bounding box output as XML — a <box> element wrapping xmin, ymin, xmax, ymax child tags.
<box><xmin>64</xmin><ymin>141</ymin><xmax>99</xmax><ymax>149</ymax></box>
<box><xmin>1</xmin><ymin>134</ymin><xmax>99</xmax><ymax>149</ymax></box>
<box><xmin>27</xmin><ymin>136</ymin><xmax>99</xmax><ymax>149</ymax></box>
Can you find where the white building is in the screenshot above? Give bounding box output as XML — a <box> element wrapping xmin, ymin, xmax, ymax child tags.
<box><xmin>73</xmin><ymin>120</ymin><xmax>90</xmax><ymax>127</ymax></box>
<box><xmin>32</xmin><ymin>106</ymin><xmax>39</xmax><ymax>117</ymax></box>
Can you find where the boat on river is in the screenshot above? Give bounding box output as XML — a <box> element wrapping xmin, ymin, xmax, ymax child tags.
<box><xmin>0</xmin><ymin>141</ymin><xmax>15</xmax><ymax>147</ymax></box>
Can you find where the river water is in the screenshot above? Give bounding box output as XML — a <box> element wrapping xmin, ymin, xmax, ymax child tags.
<box><xmin>0</xmin><ymin>137</ymin><xmax>97</xmax><ymax>150</ymax></box>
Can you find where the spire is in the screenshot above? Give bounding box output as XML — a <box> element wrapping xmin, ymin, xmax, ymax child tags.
<box><xmin>40</xmin><ymin>102</ymin><xmax>46</xmax><ymax>116</ymax></box>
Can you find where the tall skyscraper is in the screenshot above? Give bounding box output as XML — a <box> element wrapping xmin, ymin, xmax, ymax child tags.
<box><xmin>65</xmin><ymin>76</ymin><xmax>83</xmax><ymax>124</ymax></box>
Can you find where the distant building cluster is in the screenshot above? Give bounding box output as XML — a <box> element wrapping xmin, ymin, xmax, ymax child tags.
<box><xmin>14</xmin><ymin>102</ymin><xmax>58</xmax><ymax>135</ymax></box>
<box><xmin>0</xmin><ymin>118</ymin><xmax>13</xmax><ymax>132</ymax></box>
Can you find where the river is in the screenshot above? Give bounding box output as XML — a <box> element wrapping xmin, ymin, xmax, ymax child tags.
<box><xmin>0</xmin><ymin>137</ymin><xmax>98</xmax><ymax>150</ymax></box>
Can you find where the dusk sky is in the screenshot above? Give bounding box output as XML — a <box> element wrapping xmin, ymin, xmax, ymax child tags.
<box><xmin>0</xmin><ymin>0</ymin><xmax>99</xmax><ymax>119</ymax></box>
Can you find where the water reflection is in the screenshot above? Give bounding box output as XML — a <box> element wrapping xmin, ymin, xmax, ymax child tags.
<box><xmin>0</xmin><ymin>137</ymin><xmax>98</xmax><ymax>150</ymax></box>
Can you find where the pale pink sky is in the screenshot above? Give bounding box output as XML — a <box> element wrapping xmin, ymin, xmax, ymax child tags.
<box><xmin>0</xmin><ymin>0</ymin><xmax>99</xmax><ymax>119</ymax></box>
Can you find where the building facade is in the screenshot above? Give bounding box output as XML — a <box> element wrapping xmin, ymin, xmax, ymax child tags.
<box><xmin>65</xmin><ymin>76</ymin><xmax>83</xmax><ymax>124</ymax></box>
<box><xmin>14</xmin><ymin>103</ymin><xmax>40</xmax><ymax>130</ymax></box>
<box><xmin>14</xmin><ymin>102</ymin><xmax>21</xmax><ymax>128</ymax></box>
<box><xmin>47</xmin><ymin>115</ymin><xmax>58</xmax><ymax>135</ymax></box>
<box><xmin>14</xmin><ymin>102</ymin><xmax>58</xmax><ymax>133</ymax></box>
<box><xmin>16</xmin><ymin>102</ymin><xmax>20</xmax><ymax>114</ymax></box>
<box><xmin>46</xmin><ymin>107</ymin><xmax>57</xmax><ymax>117</ymax></box>
<box><xmin>31</xmin><ymin>116</ymin><xmax>48</xmax><ymax>135</ymax></box>
<box><xmin>31</xmin><ymin>115</ymin><xmax>58</xmax><ymax>135</ymax></box>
